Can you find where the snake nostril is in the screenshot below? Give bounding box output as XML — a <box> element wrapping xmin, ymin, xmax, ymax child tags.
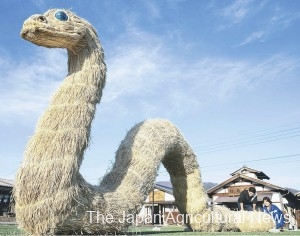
<box><xmin>37</xmin><ymin>15</ymin><xmax>47</xmax><ymax>23</ymax></box>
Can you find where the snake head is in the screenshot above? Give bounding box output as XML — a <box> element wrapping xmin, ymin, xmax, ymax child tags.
<box><xmin>21</xmin><ymin>9</ymin><xmax>89</xmax><ymax>54</ymax></box>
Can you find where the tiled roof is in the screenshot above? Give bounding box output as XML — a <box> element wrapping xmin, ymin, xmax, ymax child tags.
<box><xmin>206</xmin><ymin>174</ymin><xmax>286</xmax><ymax>195</ymax></box>
<box><xmin>286</xmin><ymin>187</ymin><xmax>300</xmax><ymax>195</ymax></box>
<box><xmin>155</xmin><ymin>181</ymin><xmax>217</xmax><ymax>194</ymax></box>
<box><xmin>155</xmin><ymin>182</ymin><xmax>173</xmax><ymax>194</ymax></box>
<box><xmin>0</xmin><ymin>178</ymin><xmax>14</xmax><ymax>188</ymax></box>
<box><xmin>230</xmin><ymin>165</ymin><xmax>270</xmax><ymax>180</ymax></box>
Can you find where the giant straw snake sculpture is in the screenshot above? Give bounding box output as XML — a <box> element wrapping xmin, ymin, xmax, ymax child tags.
<box><xmin>14</xmin><ymin>9</ymin><xmax>273</xmax><ymax>235</ymax></box>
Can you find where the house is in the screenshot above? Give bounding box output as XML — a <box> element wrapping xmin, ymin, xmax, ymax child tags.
<box><xmin>138</xmin><ymin>166</ymin><xmax>300</xmax><ymax>229</ymax></box>
<box><xmin>206</xmin><ymin>165</ymin><xmax>299</xmax><ymax>230</ymax></box>
<box><xmin>0</xmin><ymin>178</ymin><xmax>14</xmax><ymax>216</ymax></box>
<box><xmin>137</xmin><ymin>181</ymin><xmax>217</xmax><ymax>225</ymax></box>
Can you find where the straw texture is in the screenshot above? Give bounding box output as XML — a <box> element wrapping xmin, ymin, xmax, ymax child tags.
<box><xmin>14</xmin><ymin>9</ymin><xmax>273</xmax><ymax>235</ymax></box>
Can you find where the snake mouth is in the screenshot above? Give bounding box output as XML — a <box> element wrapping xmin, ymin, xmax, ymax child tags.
<box><xmin>20</xmin><ymin>27</ymin><xmax>58</xmax><ymax>49</ymax></box>
<box><xmin>21</xmin><ymin>28</ymin><xmax>39</xmax><ymax>41</ymax></box>
<box><xmin>20</xmin><ymin>23</ymin><xmax>50</xmax><ymax>42</ymax></box>
<box><xmin>20</xmin><ymin>25</ymin><xmax>66</xmax><ymax>48</ymax></box>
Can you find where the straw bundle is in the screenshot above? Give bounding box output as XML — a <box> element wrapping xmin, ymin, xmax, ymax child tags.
<box><xmin>233</xmin><ymin>211</ymin><xmax>274</xmax><ymax>232</ymax></box>
<box><xmin>14</xmin><ymin>9</ymin><xmax>273</xmax><ymax>235</ymax></box>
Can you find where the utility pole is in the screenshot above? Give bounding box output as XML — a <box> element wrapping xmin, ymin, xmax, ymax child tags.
<box><xmin>152</xmin><ymin>189</ymin><xmax>155</xmax><ymax>225</ymax></box>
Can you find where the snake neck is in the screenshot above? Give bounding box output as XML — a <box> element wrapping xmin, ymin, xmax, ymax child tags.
<box><xmin>17</xmin><ymin>36</ymin><xmax>106</xmax><ymax>202</ymax></box>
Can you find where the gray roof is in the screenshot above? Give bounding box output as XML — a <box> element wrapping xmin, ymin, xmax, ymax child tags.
<box><xmin>286</xmin><ymin>187</ymin><xmax>300</xmax><ymax>195</ymax></box>
<box><xmin>206</xmin><ymin>173</ymin><xmax>287</xmax><ymax>195</ymax></box>
<box><xmin>230</xmin><ymin>165</ymin><xmax>270</xmax><ymax>180</ymax></box>
<box><xmin>0</xmin><ymin>178</ymin><xmax>14</xmax><ymax>188</ymax></box>
<box><xmin>155</xmin><ymin>181</ymin><xmax>218</xmax><ymax>194</ymax></box>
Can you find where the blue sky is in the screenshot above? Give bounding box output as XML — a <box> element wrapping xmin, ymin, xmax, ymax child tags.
<box><xmin>1</xmin><ymin>0</ymin><xmax>300</xmax><ymax>190</ymax></box>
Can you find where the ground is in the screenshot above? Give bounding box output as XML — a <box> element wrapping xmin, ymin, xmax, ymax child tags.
<box><xmin>1</xmin><ymin>224</ymin><xmax>300</xmax><ymax>235</ymax></box>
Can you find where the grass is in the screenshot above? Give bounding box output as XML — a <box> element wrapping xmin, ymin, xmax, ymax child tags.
<box><xmin>127</xmin><ymin>225</ymin><xmax>300</xmax><ymax>235</ymax></box>
<box><xmin>0</xmin><ymin>224</ymin><xmax>23</xmax><ymax>235</ymax></box>
<box><xmin>0</xmin><ymin>224</ymin><xmax>300</xmax><ymax>235</ymax></box>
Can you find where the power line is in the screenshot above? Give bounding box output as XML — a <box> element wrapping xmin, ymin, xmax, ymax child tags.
<box><xmin>157</xmin><ymin>159</ymin><xmax>300</xmax><ymax>176</ymax></box>
<box><xmin>200</xmin><ymin>153</ymin><xmax>300</xmax><ymax>168</ymax></box>
<box><xmin>195</xmin><ymin>122</ymin><xmax>300</xmax><ymax>146</ymax></box>
<box><xmin>42</xmin><ymin>125</ymin><xmax>300</xmax><ymax>169</ymax></box>
<box><xmin>0</xmin><ymin>168</ymin><xmax>18</xmax><ymax>179</ymax></box>
<box><xmin>157</xmin><ymin>153</ymin><xmax>300</xmax><ymax>174</ymax></box>
<box><xmin>81</xmin><ymin>164</ymin><xmax>111</xmax><ymax>168</ymax></box>
<box><xmin>73</xmin><ymin>127</ymin><xmax>300</xmax><ymax>167</ymax></box>
<box><xmin>200</xmin><ymin>159</ymin><xmax>300</xmax><ymax>173</ymax></box>
<box><xmin>198</xmin><ymin>127</ymin><xmax>300</xmax><ymax>149</ymax></box>
<box><xmin>196</xmin><ymin>134</ymin><xmax>300</xmax><ymax>154</ymax></box>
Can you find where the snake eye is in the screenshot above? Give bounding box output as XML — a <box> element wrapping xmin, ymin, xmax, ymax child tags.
<box><xmin>55</xmin><ymin>11</ymin><xmax>68</xmax><ymax>21</ymax></box>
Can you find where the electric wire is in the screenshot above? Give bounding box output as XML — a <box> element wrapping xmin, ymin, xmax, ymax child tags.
<box><xmin>197</xmin><ymin>127</ymin><xmax>300</xmax><ymax>149</ymax></box>
<box><xmin>55</xmin><ymin>124</ymin><xmax>300</xmax><ymax>168</ymax></box>
<box><xmin>157</xmin><ymin>153</ymin><xmax>300</xmax><ymax>174</ymax></box>
<box><xmin>196</xmin><ymin>122</ymin><xmax>300</xmax><ymax>147</ymax></box>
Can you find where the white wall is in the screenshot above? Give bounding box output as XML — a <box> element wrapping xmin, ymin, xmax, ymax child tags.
<box><xmin>165</xmin><ymin>192</ymin><xmax>174</xmax><ymax>201</ymax></box>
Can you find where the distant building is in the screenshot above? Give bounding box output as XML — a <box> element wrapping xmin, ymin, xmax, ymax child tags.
<box><xmin>138</xmin><ymin>181</ymin><xmax>217</xmax><ymax>225</ymax></box>
<box><xmin>138</xmin><ymin>166</ymin><xmax>300</xmax><ymax>229</ymax></box>
<box><xmin>207</xmin><ymin>165</ymin><xmax>299</xmax><ymax>230</ymax></box>
<box><xmin>0</xmin><ymin>178</ymin><xmax>14</xmax><ymax>216</ymax></box>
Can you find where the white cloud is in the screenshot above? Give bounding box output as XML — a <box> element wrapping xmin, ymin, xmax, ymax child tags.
<box><xmin>235</xmin><ymin>31</ymin><xmax>266</xmax><ymax>47</ymax></box>
<box><xmin>143</xmin><ymin>1</ymin><xmax>160</xmax><ymax>19</ymax></box>
<box><xmin>270</xmin><ymin>7</ymin><xmax>300</xmax><ymax>29</ymax></box>
<box><xmin>233</xmin><ymin>3</ymin><xmax>300</xmax><ymax>46</ymax></box>
<box><xmin>0</xmin><ymin>48</ymin><xmax>67</xmax><ymax>124</ymax></box>
<box><xmin>221</xmin><ymin>0</ymin><xmax>253</xmax><ymax>23</ymax></box>
<box><xmin>101</xmin><ymin>29</ymin><xmax>300</xmax><ymax>118</ymax></box>
<box><xmin>1</xmin><ymin>27</ymin><xmax>299</xmax><ymax>125</ymax></box>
